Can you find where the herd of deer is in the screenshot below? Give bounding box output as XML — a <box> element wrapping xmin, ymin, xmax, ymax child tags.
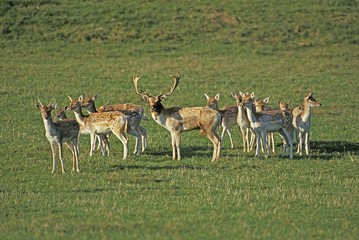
<box><xmin>35</xmin><ymin>72</ymin><xmax>321</xmax><ymax>173</ymax></box>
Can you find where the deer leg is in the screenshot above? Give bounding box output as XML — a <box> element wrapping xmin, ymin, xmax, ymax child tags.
<box><xmin>261</xmin><ymin>131</ymin><xmax>268</xmax><ymax>158</ymax></box>
<box><xmin>254</xmin><ymin>132</ymin><xmax>261</xmax><ymax>157</ymax></box>
<box><xmin>282</xmin><ymin>128</ymin><xmax>294</xmax><ymax>159</ymax></box>
<box><xmin>89</xmin><ymin>133</ymin><xmax>96</xmax><ymax>156</ymax></box>
<box><xmin>57</xmin><ymin>142</ymin><xmax>65</xmax><ymax>173</ymax></box>
<box><xmin>65</xmin><ymin>142</ymin><xmax>76</xmax><ymax>171</ymax></box>
<box><xmin>297</xmin><ymin>131</ymin><xmax>303</xmax><ymax>156</ymax></box>
<box><xmin>50</xmin><ymin>142</ymin><xmax>57</xmax><ymax>173</ymax></box>
<box><xmin>240</xmin><ymin>127</ymin><xmax>246</xmax><ymax>152</ymax></box>
<box><xmin>305</xmin><ymin>132</ymin><xmax>310</xmax><ymax>155</ymax></box>
<box><xmin>139</xmin><ymin>125</ymin><xmax>147</xmax><ymax>152</ymax></box>
<box><xmin>128</xmin><ymin>128</ymin><xmax>141</xmax><ymax>156</ymax></box>
<box><xmin>73</xmin><ymin>138</ymin><xmax>80</xmax><ymax>172</ymax></box>
<box><xmin>174</xmin><ymin>132</ymin><xmax>181</xmax><ymax>160</ymax></box>
<box><xmin>226</xmin><ymin>129</ymin><xmax>234</xmax><ymax>149</ymax></box>
<box><xmin>111</xmin><ymin>128</ymin><xmax>128</xmax><ymax>160</ymax></box>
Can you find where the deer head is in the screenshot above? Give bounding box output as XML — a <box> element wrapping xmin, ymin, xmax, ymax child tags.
<box><xmin>305</xmin><ymin>93</ymin><xmax>321</xmax><ymax>107</ymax></box>
<box><xmin>35</xmin><ymin>99</ymin><xmax>57</xmax><ymax>120</ymax></box>
<box><xmin>133</xmin><ymin>72</ymin><xmax>181</xmax><ymax>111</ymax></box>
<box><xmin>204</xmin><ymin>93</ymin><xmax>220</xmax><ymax>110</ymax></box>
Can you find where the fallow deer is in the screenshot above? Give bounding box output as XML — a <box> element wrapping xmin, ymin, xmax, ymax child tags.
<box><xmin>80</xmin><ymin>95</ymin><xmax>143</xmax><ymax>155</ymax></box>
<box><xmin>277</xmin><ymin>101</ymin><xmax>291</xmax><ymax>111</ymax></box>
<box><xmin>255</xmin><ymin>96</ymin><xmax>275</xmax><ymax>153</ymax></box>
<box><xmin>68</xmin><ymin>96</ymin><xmax>129</xmax><ymax>160</ymax></box>
<box><xmin>133</xmin><ymin>73</ymin><xmax>222</xmax><ymax>161</ymax></box>
<box><xmin>240</xmin><ymin>92</ymin><xmax>294</xmax><ymax>159</ymax></box>
<box><xmin>95</xmin><ymin>97</ymin><xmax>148</xmax><ymax>151</ymax></box>
<box><xmin>55</xmin><ymin>106</ymin><xmax>110</xmax><ymax>155</ymax></box>
<box><xmin>35</xmin><ymin>99</ymin><xmax>80</xmax><ymax>173</ymax></box>
<box><xmin>232</xmin><ymin>93</ymin><xmax>256</xmax><ymax>152</ymax></box>
<box><xmin>292</xmin><ymin>93</ymin><xmax>321</xmax><ymax>156</ymax></box>
<box><xmin>204</xmin><ymin>93</ymin><xmax>238</xmax><ymax>149</ymax></box>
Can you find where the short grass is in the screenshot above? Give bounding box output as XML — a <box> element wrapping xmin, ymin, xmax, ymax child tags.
<box><xmin>1</xmin><ymin>0</ymin><xmax>359</xmax><ymax>239</ymax></box>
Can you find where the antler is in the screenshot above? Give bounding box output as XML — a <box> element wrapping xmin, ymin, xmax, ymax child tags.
<box><xmin>162</xmin><ymin>72</ymin><xmax>181</xmax><ymax>97</ymax></box>
<box><xmin>38</xmin><ymin>99</ymin><xmax>44</xmax><ymax>107</ymax></box>
<box><xmin>133</xmin><ymin>75</ymin><xmax>149</xmax><ymax>97</ymax></box>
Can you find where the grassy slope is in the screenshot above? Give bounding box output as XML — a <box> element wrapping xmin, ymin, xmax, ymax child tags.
<box><xmin>1</xmin><ymin>0</ymin><xmax>359</xmax><ymax>239</ymax></box>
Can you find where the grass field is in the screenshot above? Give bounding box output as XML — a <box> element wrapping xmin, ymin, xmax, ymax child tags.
<box><xmin>1</xmin><ymin>0</ymin><xmax>359</xmax><ymax>239</ymax></box>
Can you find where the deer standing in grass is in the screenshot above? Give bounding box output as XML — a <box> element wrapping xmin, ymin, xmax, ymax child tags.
<box><xmin>80</xmin><ymin>95</ymin><xmax>143</xmax><ymax>155</ymax></box>
<box><xmin>68</xmin><ymin>96</ymin><xmax>129</xmax><ymax>159</ymax></box>
<box><xmin>292</xmin><ymin>93</ymin><xmax>321</xmax><ymax>156</ymax></box>
<box><xmin>240</xmin><ymin>92</ymin><xmax>294</xmax><ymax>159</ymax></box>
<box><xmin>232</xmin><ymin>93</ymin><xmax>255</xmax><ymax>152</ymax></box>
<box><xmin>255</xmin><ymin>96</ymin><xmax>276</xmax><ymax>153</ymax></box>
<box><xmin>56</xmin><ymin>106</ymin><xmax>110</xmax><ymax>155</ymax></box>
<box><xmin>133</xmin><ymin>73</ymin><xmax>222</xmax><ymax>161</ymax></box>
<box><xmin>96</xmin><ymin>97</ymin><xmax>148</xmax><ymax>151</ymax></box>
<box><xmin>204</xmin><ymin>93</ymin><xmax>238</xmax><ymax>149</ymax></box>
<box><xmin>36</xmin><ymin>99</ymin><xmax>80</xmax><ymax>173</ymax></box>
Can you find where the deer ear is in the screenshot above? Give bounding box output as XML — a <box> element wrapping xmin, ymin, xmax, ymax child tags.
<box><xmin>78</xmin><ymin>95</ymin><xmax>83</xmax><ymax>102</ymax></box>
<box><xmin>64</xmin><ymin>106</ymin><xmax>69</xmax><ymax>111</ymax></box>
<box><xmin>93</xmin><ymin>95</ymin><xmax>98</xmax><ymax>100</ymax></box>
<box><xmin>215</xmin><ymin>94</ymin><xmax>220</xmax><ymax>100</ymax></box>
<box><xmin>263</xmin><ymin>97</ymin><xmax>269</xmax><ymax>104</ymax></box>
<box><xmin>142</xmin><ymin>95</ymin><xmax>149</xmax><ymax>102</ymax></box>
<box><xmin>250</xmin><ymin>92</ymin><xmax>255</xmax><ymax>98</ymax></box>
<box><xmin>239</xmin><ymin>91</ymin><xmax>245</xmax><ymax>97</ymax></box>
<box><xmin>204</xmin><ymin>93</ymin><xmax>209</xmax><ymax>99</ymax></box>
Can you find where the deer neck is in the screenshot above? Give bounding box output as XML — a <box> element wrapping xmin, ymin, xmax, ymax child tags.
<box><xmin>73</xmin><ymin>107</ymin><xmax>87</xmax><ymax>126</ymax></box>
<box><xmin>300</xmin><ymin>101</ymin><xmax>312</xmax><ymax>122</ymax></box>
<box><xmin>85</xmin><ymin>103</ymin><xmax>97</xmax><ymax>114</ymax></box>
<box><xmin>244</xmin><ymin>103</ymin><xmax>258</xmax><ymax>124</ymax></box>
<box><xmin>42</xmin><ymin>115</ymin><xmax>56</xmax><ymax>136</ymax></box>
<box><xmin>150</xmin><ymin>102</ymin><xmax>164</xmax><ymax>115</ymax></box>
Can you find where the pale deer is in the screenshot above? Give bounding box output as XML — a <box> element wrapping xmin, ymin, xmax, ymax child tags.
<box><xmin>80</xmin><ymin>95</ymin><xmax>143</xmax><ymax>155</ymax></box>
<box><xmin>55</xmin><ymin>106</ymin><xmax>110</xmax><ymax>155</ymax></box>
<box><xmin>68</xmin><ymin>96</ymin><xmax>129</xmax><ymax>160</ymax></box>
<box><xmin>254</xmin><ymin>96</ymin><xmax>275</xmax><ymax>153</ymax></box>
<box><xmin>35</xmin><ymin>99</ymin><xmax>80</xmax><ymax>173</ymax></box>
<box><xmin>133</xmin><ymin>73</ymin><xmax>222</xmax><ymax>161</ymax></box>
<box><xmin>204</xmin><ymin>93</ymin><xmax>238</xmax><ymax>149</ymax></box>
<box><xmin>292</xmin><ymin>93</ymin><xmax>321</xmax><ymax>156</ymax></box>
<box><xmin>232</xmin><ymin>93</ymin><xmax>256</xmax><ymax>152</ymax></box>
<box><xmin>240</xmin><ymin>92</ymin><xmax>294</xmax><ymax>159</ymax></box>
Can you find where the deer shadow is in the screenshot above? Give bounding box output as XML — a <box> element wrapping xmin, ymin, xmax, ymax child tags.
<box><xmin>305</xmin><ymin>140</ymin><xmax>359</xmax><ymax>160</ymax></box>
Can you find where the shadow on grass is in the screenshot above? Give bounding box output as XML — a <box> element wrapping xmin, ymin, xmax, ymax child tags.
<box><xmin>302</xmin><ymin>141</ymin><xmax>359</xmax><ymax>160</ymax></box>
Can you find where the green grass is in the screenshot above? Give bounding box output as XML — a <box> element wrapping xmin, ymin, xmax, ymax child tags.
<box><xmin>1</xmin><ymin>0</ymin><xmax>359</xmax><ymax>239</ymax></box>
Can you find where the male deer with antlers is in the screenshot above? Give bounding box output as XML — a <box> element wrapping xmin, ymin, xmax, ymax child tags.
<box><xmin>68</xmin><ymin>96</ymin><xmax>129</xmax><ymax>159</ymax></box>
<box><xmin>204</xmin><ymin>93</ymin><xmax>238</xmax><ymax>149</ymax></box>
<box><xmin>133</xmin><ymin>73</ymin><xmax>222</xmax><ymax>161</ymax></box>
<box><xmin>292</xmin><ymin>93</ymin><xmax>321</xmax><ymax>156</ymax></box>
<box><xmin>36</xmin><ymin>99</ymin><xmax>80</xmax><ymax>173</ymax></box>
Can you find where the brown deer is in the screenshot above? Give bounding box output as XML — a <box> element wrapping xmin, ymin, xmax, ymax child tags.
<box><xmin>204</xmin><ymin>93</ymin><xmax>238</xmax><ymax>149</ymax></box>
<box><xmin>80</xmin><ymin>95</ymin><xmax>143</xmax><ymax>155</ymax></box>
<box><xmin>35</xmin><ymin>99</ymin><xmax>80</xmax><ymax>173</ymax></box>
<box><xmin>292</xmin><ymin>93</ymin><xmax>321</xmax><ymax>156</ymax></box>
<box><xmin>133</xmin><ymin>73</ymin><xmax>222</xmax><ymax>161</ymax></box>
<box><xmin>55</xmin><ymin>106</ymin><xmax>110</xmax><ymax>155</ymax></box>
<box><xmin>277</xmin><ymin>101</ymin><xmax>291</xmax><ymax>111</ymax></box>
<box><xmin>240</xmin><ymin>92</ymin><xmax>294</xmax><ymax>159</ymax></box>
<box><xmin>232</xmin><ymin>93</ymin><xmax>256</xmax><ymax>152</ymax></box>
<box><xmin>68</xmin><ymin>96</ymin><xmax>129</xmax><ymax>159</ymax></box>
<box><xmin>95</xmin><ymin>96</ymin><xmax>148</xmax><ymax>151</ymax></box>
